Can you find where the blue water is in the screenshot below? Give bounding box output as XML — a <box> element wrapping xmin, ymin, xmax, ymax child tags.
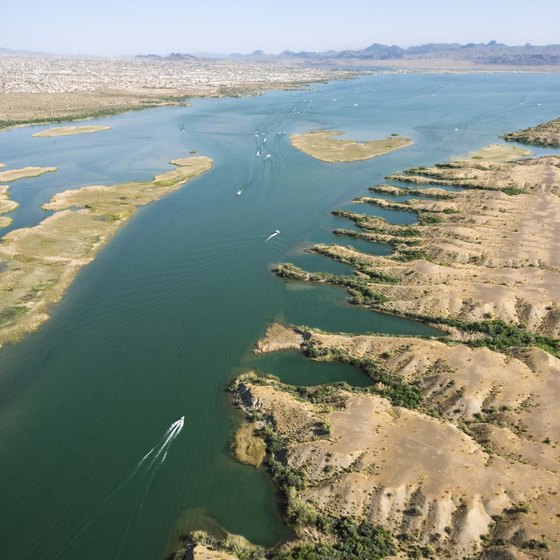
<box><xmin>0</xmin><ymin>72</ymin><xmax>559</xmax><ymax>560</ymax></box>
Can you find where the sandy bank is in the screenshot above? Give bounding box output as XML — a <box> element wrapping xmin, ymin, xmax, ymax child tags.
<box><xmin>0</xmin><ymin>166</ymin><xmax>58</xmax><ymax>182</ymax></box>
<box><xmin>0</xmin><ymin>156</ymin><xmax>212</xmax><ymax>345</ymax></box>
<box><xmin>290</xmin><ymin>130</ymin><xmax>412</xmax><ymax>163</ymax></box>
<box><xmin>32</xmin><ymin>125</ymin><xmax>111</xmax><ymax>137</ymax></box>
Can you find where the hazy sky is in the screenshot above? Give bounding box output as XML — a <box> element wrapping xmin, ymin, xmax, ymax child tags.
<box><xmin>4</xmin><ymin>0</ymin><xmax>559</xmax><ymax>56</ymax></box>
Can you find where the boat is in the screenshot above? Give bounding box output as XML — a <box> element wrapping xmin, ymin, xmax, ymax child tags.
<box><xmin>265</xmin><ymin>154</ymin><xmax>272</xmax><ymax>159</ymax></box>
<box><xmin>265</xmin><ymin>229</ymin><xmax>280</xmax><ymax>241</ymax></box>
<box><xmin>236</xmin><ymin>190</ymin><xmax>242</xmax><ymax>196</ymax></box>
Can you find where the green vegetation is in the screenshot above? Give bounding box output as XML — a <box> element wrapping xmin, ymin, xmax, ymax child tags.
<box><xmin>424</xmin><ymin>317</ymin><xmax>560</xmax><ymax>357</ymax></box>
<box><xmin>0</xmin><ymin>305</ymin><xmax>27</xmax><ymax>327</ymax></box>
<box><xmin>500</xmin><ymin>187</ymin><xmax>524</xmax><ymax>196</ymax></box>
<box><xmin>332</xmin><ymin>210</ymin><xmax>422</xmax><ymax>237</ymax></box>
<box><xmin>333</xmin><ymin>228</ymin><xmax>422</xmax><ymax>247</ymax></box>
<box><xmin>269</xmin><ymin>518</ymin><xmax>394</xmax><ymax>560</ymax></box>
<box><xmin>392</xmin><ymin>249</ymin><xmax>430</xmax><ymax>262</ymax></box>
<box><xmin>273</xmin><ymin>263</ymin><xmax>389</xmax><ymax>305</ymax></box>
<box><xmin>300</xmin><ymin>343</ymin><xmax>423</xmax><ymax>409</ymax></box>
<box><xmin>369</xmin><ymin>186</ymin><xmax>454</xmax><ymax>200</ymax></box>
<box><xmin>418</xmin><ymin>215</ymin><xmax>442</xmax><ymax>225</ymax></box>
<box><xmin>310</xmin><ymin>245</ymin><xmax>400</xmax><ymax>283</ymax></box>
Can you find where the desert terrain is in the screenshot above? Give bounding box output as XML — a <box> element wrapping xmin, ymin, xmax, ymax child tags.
<box><xmin>192</xmin><ymin>128</ymin><xmax>560</xmax><ymax>559</ymax></box>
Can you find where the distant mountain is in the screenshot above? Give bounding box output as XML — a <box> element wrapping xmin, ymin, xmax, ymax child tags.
<box><xmin>0</xmin><ymin>46</ymin><xmax>47</xmax><ymax>56</ymax></box>
<box><xmin>228</xmin><ymin>41</ymin><xmax>560</xmax><ymax>67</ymax></box>
<box><xmin>136</xmin><ymin>52</ymin><xmax>199</xmax><ymax>61</ymax></box>
<box><xmin>142</xmin><ymin>42</ymin><xmax>560</xmax><ymax>67</ymax></box>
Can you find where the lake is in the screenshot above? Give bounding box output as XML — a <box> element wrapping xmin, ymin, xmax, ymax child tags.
<box><xmin>0</xmin><ymin>72</ymin><xmax>559</xmax><ymax>559</ymax></box>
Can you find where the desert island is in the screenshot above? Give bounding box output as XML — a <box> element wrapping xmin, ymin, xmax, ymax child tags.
<box><xmin>290</xmin><ymin>130</ymin><xmax>412</xmax><ymax>163</ymax></box>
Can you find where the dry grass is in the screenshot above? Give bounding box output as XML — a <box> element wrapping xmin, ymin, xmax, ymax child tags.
<box><xmin>233</xmin><ymin>423</ymin><xmax>266</xmax><ymax>468</ymax></box>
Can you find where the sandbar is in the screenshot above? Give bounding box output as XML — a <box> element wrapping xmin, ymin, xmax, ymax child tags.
<box><xmin>0</xmin><ymin>166</ymin><xmax>58</xmax><ymax>183</ymax></box>
<box><xmin>290</xmin><ymin>130</ymin><xmax>412</xmax><ymax>162</ymax></box>
<box><xmin>32</xmin><ymin>125</ymin><xmax>111</xmax><ymax>137</ymax></box>
<box><xmin>0</xmin><ymin>155</ymin><xmax>212</xmax><ymax>345</ymax></box>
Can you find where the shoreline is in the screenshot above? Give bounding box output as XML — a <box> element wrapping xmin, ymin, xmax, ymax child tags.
<box><xmin>0</xmin><ymin>69</ymin><xmax>359</xmax><ymax>132</ymax></box>
<box><xmin>0</xmin><ymin>156</ymin><xmax>213</xmax><ymax>346</ymax></box>
<box><xmin>193</xmin><ymin>120</ymin><xmax>560</xmax><ymax>560</ymax></box>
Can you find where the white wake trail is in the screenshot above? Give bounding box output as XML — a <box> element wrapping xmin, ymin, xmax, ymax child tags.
<box><xmin>56</xmin><ymin>416</ymin><xmax>185</xmax><ymax>559</ymax></box>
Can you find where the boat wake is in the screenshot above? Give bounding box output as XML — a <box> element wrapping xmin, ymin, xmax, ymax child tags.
<box><xmin>56</xmin><ymin>417</ymin><xmax>185</xmax><ymax>558</ymax></box>
<box><xmin>137</xmin><ymin>416</ymin><xmax>184</xmax><ymax>468</ymax></box>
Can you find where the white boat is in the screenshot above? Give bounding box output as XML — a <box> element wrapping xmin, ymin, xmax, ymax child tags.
<box><xmin>256</xmin><ymin>150</ymin><xmax>260</xmax><ymax>156</ymax></box>
<box><xmin>236</xmin><ymin>190</ymin><xmax>242</xmax><ymax>196</ymax></box>
<box><xmin>265</xmin><ymin>229</ymin><xmax>280</xmax><ymax>241</ymax></box>
<box><xmin>265</xmin><ymin>154</ymin><xmax>272</xmax><ymax>159</ymax></box>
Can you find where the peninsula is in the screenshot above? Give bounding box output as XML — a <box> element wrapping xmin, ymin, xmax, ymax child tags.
<box><xmin>502</xmin><ymin>117</ymin><xmax>560</xmax><ymax>147</ymax></box>
<box><xmin>183</xmin><ymin>121</ymin><xmax>560</xmax><ymax>560</ymax></box>
<box><xmin>290</xmin><ymin>130</ymin><xmax>412</xmax><ymax>163</ymax></box>
<box><xmin>0</xmin><ymin>156</ymin><xmax>212</xmax><ymax>345</ymax></box>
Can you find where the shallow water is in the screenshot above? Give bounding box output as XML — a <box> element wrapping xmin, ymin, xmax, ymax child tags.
<box><xmin>0</xmin><ymin>72</ymin><xmax>559</xmax><ymax>560</ymax></box>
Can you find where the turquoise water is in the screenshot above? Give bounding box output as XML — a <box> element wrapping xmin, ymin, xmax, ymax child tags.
<box><xmin>0</xmin><ymin>72</ymin><xmax>559</xmax><ymax>560</ymax></box>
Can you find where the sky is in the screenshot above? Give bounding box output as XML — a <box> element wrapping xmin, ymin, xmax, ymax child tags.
<box><xmin>3</xmin><ymin>0</ymin><xmax>559</xmax><ymax>56</ymax></box>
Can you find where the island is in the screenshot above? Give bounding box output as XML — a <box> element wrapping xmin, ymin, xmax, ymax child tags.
<box><xmin>290</xmin><ymin>130</ymin><xmax>412</xmax><ymax>163</ymax></box>
<box><xmin>503</xmin><ymin>116</ymin><xmax>560</xmax><ymax>147</ymax></box>
<box><xmin>0</xmin><ymin>165</ymin><xmax>58</xmax><ymax>182</ymax></box>
<box><xmin>179</xmin><ymin>121</ymin><xmax>560</xmax><ymax>560</ymax></box>
<box><xmin>32</xmin><ymin>125</ymin><xmax>112</xmax><ymax>137</ymax></box>
<box><xmin>0</xmin><ymin>156</ymin><xmax>212</xmax><ymax>345</ymax></box>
